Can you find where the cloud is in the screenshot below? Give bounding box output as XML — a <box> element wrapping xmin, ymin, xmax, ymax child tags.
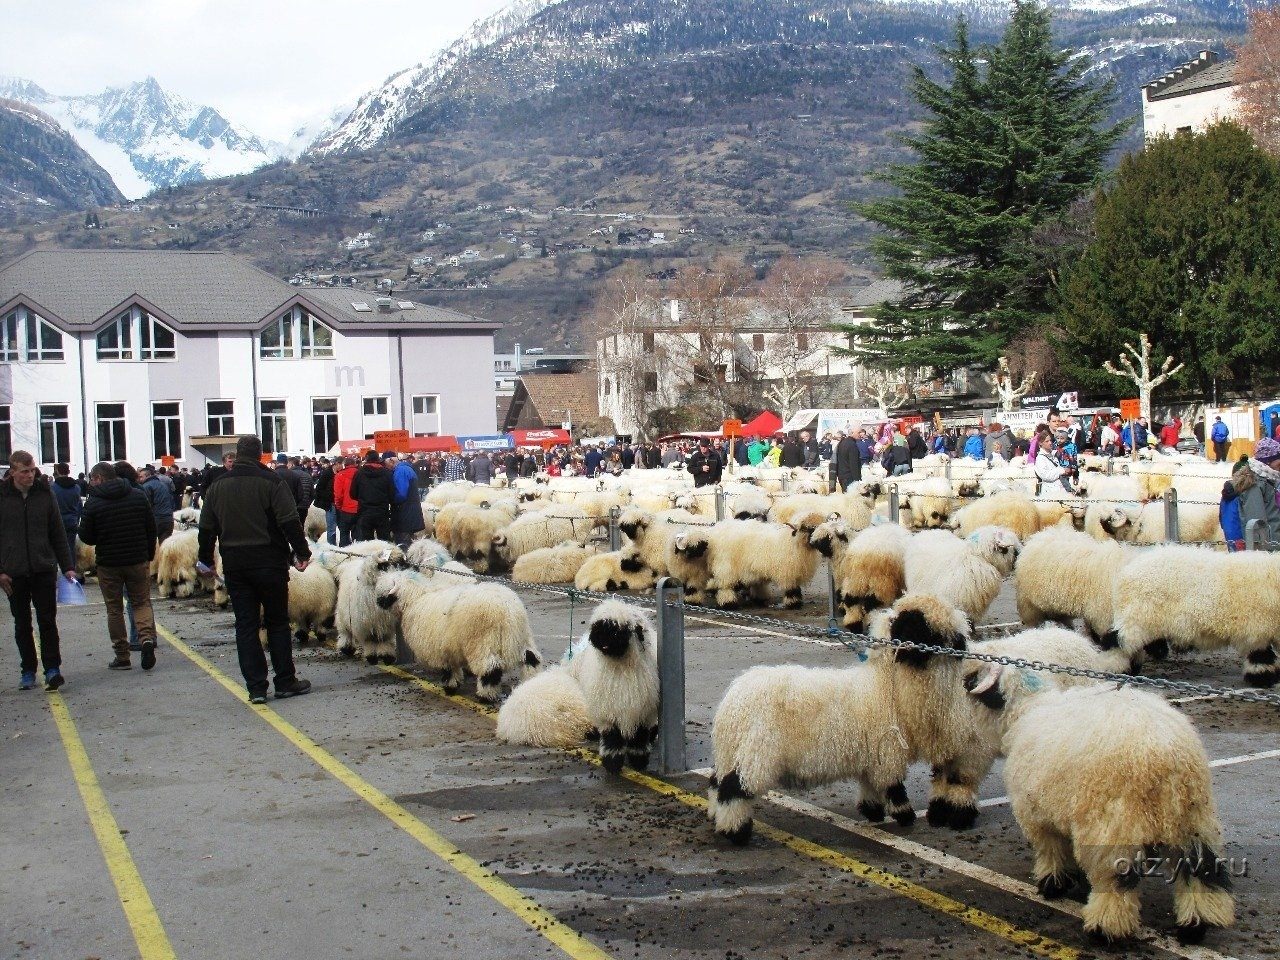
<box><xmin>4</xmin><ymin>0</ymin><xmax>510</xmax><ymax>140</ymax></box>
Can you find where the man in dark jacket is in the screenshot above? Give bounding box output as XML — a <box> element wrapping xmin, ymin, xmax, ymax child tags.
<box><xmin>79</xmin><ymin>462</ymin><xmax>158</xmax><ymax>672</ymax></box>
<box><xmin>288</xmin><ymin>457</ymin><xmax>315</xmax><ymax>520</ymax></box>
<box><xmin>466</xmin><ymin>452</ymin><xmax>495</xmax><ymax>485</ymax></box>
<box><xmin>312</xmin><ymin>458</ymin><xmax>336</xmax><ymax>544</ymax></box>
<box><xmin>780</xmin><ymin>434</ymin><xmax>805</xmax><ymax>468</ymax></box>
<box><xmin>800</xmin><ymin>431</ymin><xmax>820</xmax><ymax>470</ymax></box>
<box><xmin>688</xmin><ymin>440</ymin><xmax>723</xmax><ymax>488</ymax></box>
<box><xmin>199</xmin><ymin>436</ymin><xmax>311</xmax><ymax>702</ymax></box>
<box><xmin>52</xmin><ymin>462</ymin><xmax>83</xmax><ymax>557</ymax></box>
<box><xmin>139</xmin><ymin>464</ymin><xmax>176</xmax><ymax>544</ymax></box>
<box><xmin>834</xmin><ymin>432</ymin><xmax>863</xmax><ymax>492</ymax></box>
<box><xmin>1</xmin><ymin>451</ymin><xmax>76</xmax><ymax>690</ymax></box>
<box><xmin>906</xmin><ymin>427</ymin><xmax>928</xmax><ymax>461</ymax></box>
<box><xmin>351</xmin><ymin>451</ymin><xmax>394</xmax><ymax>542</ymax></box>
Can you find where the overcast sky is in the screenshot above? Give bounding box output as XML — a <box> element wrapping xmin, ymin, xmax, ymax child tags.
<box><xmin>4</xmin><ymin>0</ymin><xmax>510</xmax><ymax>141</ymax></box>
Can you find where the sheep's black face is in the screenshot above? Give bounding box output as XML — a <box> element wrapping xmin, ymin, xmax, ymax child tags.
<box><xmin>620</xmin><ymin>555</ymin><xmax>644</xmax><ymax>573</ymax></box>
<box><xmin>811</xmin><ymin>533</ymin><xmax>835</xmax><ymax>558</ymax></box>
<box><xmin>964</xmin><ymin>670</ymin><xmax>1007</xmax><ymax>711</ymax></box>
<box><xmin>678</xmin><ymin>539</ymin><xmax>708</xmax><ymax>560</ymax></box>
<box><xmin>376</xmin><ymin>591</ymin><xmax>397</xmax><ymax>610</ymax></box>
<box><xmin>588</xmin><ymin>618</ymin><xmax>633</xmax><ymax>658</ymax></box>
<box><xmin>890</xmin><ymin>608</ymin><xmax>966</xmax><ymax>668</ymax></box>
<box><xmin>619</xmin><ymin>520</ymin><xmax>644</xmax><ymax>539</ymax></box>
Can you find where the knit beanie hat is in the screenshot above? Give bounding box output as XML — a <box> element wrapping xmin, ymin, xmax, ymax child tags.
<box><xmin>1254</xmin><ymin>437</ymin><xmax>1280</xmax><ymax>463</ymax></box>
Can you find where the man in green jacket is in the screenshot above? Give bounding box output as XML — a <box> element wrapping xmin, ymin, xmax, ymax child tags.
<box><xmin>0</xmin><ymin>451</ymin><xmax>77</xmax><ymax>690</ymax></box>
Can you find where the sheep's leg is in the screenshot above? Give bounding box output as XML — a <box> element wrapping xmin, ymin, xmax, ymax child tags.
<box><xmin>335</xmin><ymin>631</ymin><xmax>356</xmax><ymax>657</ymax></box>
<box><xmin>599</xmin><ymin>725</ymin><xmax>626</xmax><ymax>774</ymax></box>
<box><xmin>1170</xmin><ymin>842</ymin><xmax>1235</xmax><ymax>944</ymax></box>
<box><xmin>1078</xmin><ymin>845</ymin><xmax>1143</xmax><ymax>943</ymax></box>
<box><xmin>1021</xmin><ymin>821</ymin><xmax>1077</xmax><ymax>899</ymax></box>
<box><xmin>925</xmin><ymin>762</ymin><xmax>980</xmax><ymax>829</ymax></box>
<box><xmin>885</xmin><ymin>782</ymin><xmax>915</xmax><ymax>826</ymax></box>
<box><xmin>1243</xmin><ymin>644</ymin><xmax>1279</xmax><ymax>688</ymax></box>
<box><xmin>441</xmin><ymin>667</ymin><xmax>464</xmax><ymax>693</ymax></box>
<box><xmin>714</xmin><ymin>584</ymin><xmax>741</xmax><ymax>610</ymax></box>
<box><xmin>1143</xmin><ymin>638</ymin><xmax>1170</xmax><ymax>661</ymax></box>
<box><xmin>712</xmin><ymin>769</ymin><xmax>754</xmax><ymax>845</ymax></box>
<box><xmin>779</xmin><ymin>586</ymin><xmax>802</xmax><ymax>610</ymax></box>
<box><xmin>856</xmin><ymin>777</ymin><xmax>887</xmax><ymax>822</ymax></box>
<box><xmin>624</xmin><ymin>727</ymin><xmax>651</xmax><ymax>771</ymax></box>
<box><xmin>706</xmin><ymin>772</ymin><xmax>719</xmax><ymax>820</ymax></box>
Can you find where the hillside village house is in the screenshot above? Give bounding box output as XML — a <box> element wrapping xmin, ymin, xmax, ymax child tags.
<box><xmin>0</xmin><ymin>249</ymin><xmax>498</xmax><ymax>474</ymax></box>
<box><xmin>1143</xmin><ymin>50</ymin><xmax>1239</xmax><ymax>139</ymax></box>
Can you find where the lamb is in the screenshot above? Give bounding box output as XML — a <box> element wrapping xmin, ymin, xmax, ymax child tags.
<box><xmin>334</xmin><ymin>546</ymin><xmax>408</xmax><ymax>664</ymax></box>
<box><xmin>707</xmin><ymin>594</ymin><xmax>975</xmax><ymax>844</ymax></box>
<box><xmin>286</xmin><ymin>561</ymin><xmax>339</xmax><ymax>645</ymax></box>
<box><xmin>155</xmin><ymin>530</ymin><xmax>202</xmax><ymax>598</ymax></box>
<box><xmin>491</xmin><ymin>506</ymin><xmax>593</xmax><ymax>568</ymax></box>
<box><xmin>902</xmin><ymin>477</ymin><xmax>960</xmax><ymax>529</ymax></box>
<box><xmin>304</xmin><ymin>505</ymin><xmax>328</xmax><ymax>542</ymax></box>
<box><xmin>1014</xmin><ymin>527</ymin><xmax>1140</xmax><ymax>644</ymax></box>
<box><xmin>617</xmin><ymin>507</ymin><xmax>698</xmax><ymax>578</ymax></box>
<box><xmin>904</xmin><ymin>526</ymin><xmax>1021</xmax><ymax>622</ymax></box>
<box><xmin>405</xmin><ymin>537</ymin><xmax>451</xmax><ymax>571</ymax></box>
<box><xmin>573</xmin><ymin>545</ymin><xmax>657</xmax><ymax>593</ymax></box>
<box><xmin>379</xmin><ymin>574</ymin><xmax>540</xmax><ymax>701</ymax></box>
<box><xmin>572</xmin><ymin>600</ymin><xmax>660</xmax><ymax>773</ymax></box>
<box><xmin>1112</xmin><ymin>545</ymin><xmax>1280</xmax><ymax>686</ymax></box>
<box><xmin>964</xmin><ymin>665</ymin><xmax>1233</xmax><ymax>944</ymax></box>
<box><xmin>813</xmin><ymin>521</ymin><xmax>911</xmax><ymax>631</ymax></box>
<box><xmin>704</xmin><ymin>518</ymin><xmax>823</xmax><ymax>609</ymax></box>
<box><xmin>666</xmin><ymin>529</ymin><xmax>713</xmax><ymax>604</ymax></box>
<box><xmin>949</xmin><ymin>491</ymin><xmax>1043</xmax><ymax>542</ymax></box>
<box><xmin>511</xmin><ymin>542</ymin><xmax>595</xmax><ymax>584</ymax></box>
<box><xmin>495</xmin><ymin>656</ymin><xmax>592</xmax><ymax>748</ymax></box>
<box><xmin>444</xmin><ymin>501</ymin><xmax>519</xmax><ymax>571</ymax></box>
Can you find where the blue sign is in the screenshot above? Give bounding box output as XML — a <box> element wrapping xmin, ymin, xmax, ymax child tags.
<box><xmin>459</xmin><ymin>434</ymin><xmax>514</xmax><ymax>451</ymax></box>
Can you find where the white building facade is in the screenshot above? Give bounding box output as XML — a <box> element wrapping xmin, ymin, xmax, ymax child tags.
<box><xmin>0</xmin><ymin>250</ymin><xmax>498</xmax><ymax>473</ymax></box>
<box><xmin>1142</xmin><ymin>50</ymin><xmax>1239</xmax><ymax>139</ymax></box>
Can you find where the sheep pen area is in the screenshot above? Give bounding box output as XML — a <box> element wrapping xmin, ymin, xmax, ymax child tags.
<box><xmin>4</xmin><ymin>573</ymin><xmax>1276</xmax><ymax>960</ymax></box>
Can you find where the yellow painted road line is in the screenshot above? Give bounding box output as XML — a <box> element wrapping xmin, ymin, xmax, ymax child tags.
<box><xmin>157</xmin><ymin>627</ymin><xmax>610</xmax><ymax>960</ymax></box>
<box><xmin>381</xmin><ymin>664</ymin><xmax>1080</xmax><ymax>960</ymax></box>
<box><xmin>47</xmin><ymin>693</ymin><xmax>178</xmax><ymax>960</ymax></box>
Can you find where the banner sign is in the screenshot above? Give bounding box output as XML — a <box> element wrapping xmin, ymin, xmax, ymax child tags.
<box><xmin>815</xmin><ymin>409</ymin><xmax>884</xmax><ymax>437</ymax></box>
<box><xmin>459</xmin><ymin>434</ymin><xmax>514</xmax><ymax>451</ymax></box>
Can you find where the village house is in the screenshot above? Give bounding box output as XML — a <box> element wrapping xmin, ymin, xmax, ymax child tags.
<box><xmin>1142</xmin><ymin>50</ymin><xmax>1239</xmax><ymax>139</ymax></box>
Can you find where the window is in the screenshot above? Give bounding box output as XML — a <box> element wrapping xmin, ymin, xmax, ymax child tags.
<box><xmin>642</xmin><ymin>331</ymin><xmax>655</xmax><ymax>351</ymax></box>
<box><xmin>139</xmin><ymin>313</ymin><xmax>176</xmax><ymax>360</ymax></box>
<box><xmin>260</xmin><ymin>400</ymin><xmax>287</xmax><ymax>453</ymax></box>
<box><xmin>207</xmin><ymin>400</ymin><xmax>234</xmax><ymax>435</ymax></box>
<box><xmin>603</xmin><ymin>377</ymin><xmax>612</xmax><ymax>396</ymax></box>
<box><xmin>260</xmin><ymin>307</ymin><xmax>333</xmax><ymax>359</ymax></box>
<box><xmin>39</xmin><ymin>405</ymin><xmax>70</xmax><ymax>465</ymax></box>
<box><xmin>362</xmin><ymin>397</ymin><xmax>388</xmax><ymax>416</ymax></box>
<box><xmin>259</xmin><ymin>316</ymin><xmax>293</xmax><ymax>359</ymax></box>
<box><xmin>413</xmin><ymin>396</ymin><xmax>438</xmax><ymax>415</ymax></box>
<box><xmin>96</xmin><ymin>403</ymin><xmax>127</xmax><ymax>461</ymax></box>
<box><xmin>0</xmin><ymin>312</ymin><xmax>17</xmax><ymax>362</ymax></box>
<box><xmin>300</xmin><ymin>312</ymin><xmax>334</xmax><ymax>358</ymax></box>
<box><xmin>152</xmin><ymin>402</ymin><xmax>182</xmax><ymax>459</ymax></box>
<box><xmin>312</xmin><ymin>398</ymin><xmax>339</xmax><ymax>453</ymax></box>
<box><xmin>411</xmin><ymin>394</ymin><xmax>440</xmax><ymax>436</ymax></box>
<box><xmin>644</xmin><ymin>372</ymin><xmax>658</xmax><ymax>393</ymax></box>
<box><xmin>97</xmin><ymin>313</ymin><xmax>133</xmax><ymax>360</ymax></box>
<box><xmin>796</xmin><ymin>333</ymin><xmax>809</xmax><ymax>352</ymax></box>
<box><xmin>752</xmin><ymin>334</ymin><xmax>765</xmax><ymax>351</ymax></box>
<box><xmin>0</xmin><ymin>405</ymin><xmax>11</xmax><ymax>463</ymax></box>
<box><xmin>2</xmin><ymin>308</ymin><xmax>64</xmax><ymax>362</ymax></box>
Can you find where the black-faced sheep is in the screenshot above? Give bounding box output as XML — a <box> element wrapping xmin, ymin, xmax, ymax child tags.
<box><xmin>573</xmin><ymin>600</ymin><xmax>660</xmax><ymax>773</ymax></box>
<box><xmin>334</xmin><ymin>546</ymin><xmax>408</xmax><ymax>664</ymax></box>
<box><xmin>666</xmin><ymin>529</ymin><xmax>713</xmax><ymax>604</ymax></box>
<box><xmin>965</xmin><ymin>665</ymin><xmax>1233</xmax><ymax>944</ymax></box>
<box><xmin>707</xmin><ymin>594</ymin><xmax>973</xmax><ymax>845</ymax></box>
<box><xmin>573</xmin><ymin>545</ymin><xmax>656</xmax><ymax>593</ymax></box>
<box><xmin>617</xmin><ymin>507</ymin><xmax>697</xmax><ymax>578</ymax></box>
<box><xmin>904</xmin><ymin>526</ymin><xmax>1021</xmax><ymax>623</ymax></box>
<box><xmin>287</xmin><ymin>562</ymin><xmax>338</xmax><ymax>645</ymax></box>
<box><xmin>443</xmin><ymin>501</ymin><xmax>520</xmax><ymax>571</ymax></box>
<box><xmin>1015</xmin><ymin>527</ymin><xmax>1139</xmax><ymax>644</ymax></box>
<box><xmin>405</xmin><ymin>537</ymin><xmax>451</xmax><ymax>571</ymax></box>
<box><xmin>155</xmin><ymin>530</ymin><xmax>202</xmax><ymax>598</ymax></box>
<box><xmin>949</xmin><ymin>490</ymin><xmax>1044</xmax><ymax>542</ymax></box>
<box><xmin>1111</xmin><ymin>545</ymin><xmax>1280</xmax><ymax>686</ymax></box>
<box><xmin>704</xmin><ymin>518</ymin><xmax>823</xmax><ymax>609</ymax></box>
<box><xmin>491</xmin><ymin>507</ymin><xmax>593</xmax><ymax>568</ymax></box>
<box><xmin>811</xmin><ymin>521</ymin><xmax>911</xmax><ymax>631</ymax></box>
<box><xmin>303</xmin><ymin>505</ymin><xmax>328</xmax><ymax>542</ymax></box>
<box><xmin>495</xmin><ymin>658</ymin><xmax>591</xmax><ymax>748</ymax></box>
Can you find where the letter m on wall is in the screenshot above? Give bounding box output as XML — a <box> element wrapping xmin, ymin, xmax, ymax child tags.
<box><xmin>332</xmin><ymin>364</ymin><xmax>365</xmax><ymax>388</ymax></box>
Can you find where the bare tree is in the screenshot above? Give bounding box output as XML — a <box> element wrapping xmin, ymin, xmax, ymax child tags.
<box><xmin>665</xmin><ymin>258</ymin><xmax>757</xmax><ymax>420</ymax></box>
<box><xmin>994</xmin><ymin>356</ymin><xmax>1038</xmax><ymax>412</ymax></box>
<box><xmin>860</xmin><ymin>368</ymin><xmax>912</xmax><ymax>418</ymax></box>
<box><xmin>589</xmin><ymin>265</ymin><xmax>664</xmax><ymax>439</ymax></box>
<box><xmin>1235</xmin><ymin>7</ymin><xmax>1280</xmax><ymax>155</ymax></box>
<box><xmin>755</xmin><ymin>256</ymin><xmax>845</xmax><ymax>422</ymax></box>
<box><xmin>1102</xmin><ymin>333</ymin><xmax>1184</xmax><ymax>422</ymax></box>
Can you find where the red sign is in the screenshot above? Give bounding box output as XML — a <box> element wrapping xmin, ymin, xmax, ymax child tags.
<box><xmin>160</xmin><ymin>455</ymin><xmax>176</xmax><ymax>467</ymax></box>
<box><xmin>1119</xmin><ymin>398</ymin><xmax>1141</xmax><ymax>421</ymax></box>
<box><xmin>374</xmin><ymin>429</ymin><xmax>411</xmax><ymax>452</ymax></box>
<box><xmin>722</xmin><ymin>418</ymin><xmax>743</xmax><ymax>438</ymax></box>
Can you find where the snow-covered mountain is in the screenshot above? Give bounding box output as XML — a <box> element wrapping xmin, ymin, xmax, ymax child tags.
<box><xmin>0</xmin><ymin>76</ymin><xmax>281</xmax><ymax>199</ymax></box>
<box><xmin>308</xmin><ymin>0</ymin><xmax>561</xmax><ymax>155</ymax></box>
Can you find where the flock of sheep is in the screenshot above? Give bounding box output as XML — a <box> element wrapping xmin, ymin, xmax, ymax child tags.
<box><xmin>74</xmin><ymin>448</ymin><xmax>1270</xmax><ymax>946</ymax></box>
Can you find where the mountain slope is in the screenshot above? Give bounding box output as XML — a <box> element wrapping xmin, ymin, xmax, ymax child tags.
<box><xmin>0</xmin><ymin>99</ymin><xmax>125</xmax><ymax>223</ymax></box>
<box><xmin>0</xmin><ymin>76</ymin><xmax>280</xmax><ymax>198</ymax></box>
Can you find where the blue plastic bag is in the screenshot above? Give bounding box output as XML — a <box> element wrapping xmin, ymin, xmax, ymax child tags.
<box><xmin>57</xmin><ymin>576</ymin><xmax>87</xmax><ymax>606</ymax></box>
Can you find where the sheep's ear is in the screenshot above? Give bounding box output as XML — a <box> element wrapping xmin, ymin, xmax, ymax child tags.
<box><xmin>377</xmin><ymin>549</ymin><xmax>393</xmax><ymax>563</ymax></box>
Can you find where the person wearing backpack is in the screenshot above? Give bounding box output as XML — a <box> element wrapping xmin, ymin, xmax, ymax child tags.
<box><xmin>1211</xmin><ymin>416</ymin><xmax>1230</xmax><ymax>463</ymax></box>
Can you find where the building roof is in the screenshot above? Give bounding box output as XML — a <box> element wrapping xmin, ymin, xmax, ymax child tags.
<box><xmin>301</xmin><ymin>286</ymin><xmax>496</xmax><ymax>329</ymax></box>
<box><xmin>1145</xmin><ymin>50</ymin><xmax>1235</xmax><ymax>102</ymax></box>
<box><xmin>0</xmin><ymin>249</ymin><xmax>498</xmax><ymax>333</ymax></box>
<box><xmin>840</xmin><ymin>278</ymin><xmax>906</xmax><ymax>310</ymax></box>
<box><xmin>503</xmin><ymin>370</ymin><xmax>601</xmax><ymax>431</ymax></box>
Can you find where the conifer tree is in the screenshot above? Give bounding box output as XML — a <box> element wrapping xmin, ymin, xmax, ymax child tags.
<box><xmin>845</xmin><ymin>1</ymin><xmax>1124</xmax><ymax>373</ymax></box>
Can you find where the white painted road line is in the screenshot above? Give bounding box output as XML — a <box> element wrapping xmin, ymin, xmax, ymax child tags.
<box><xmin>690</xmin><ymin>769</ymin><xmax>1240</xmax><ymax>960</ymax></box>
<box><xmin>684</xmin><ymin>613</ymin><xmax>847</xmax><ymax>648</ymax></box>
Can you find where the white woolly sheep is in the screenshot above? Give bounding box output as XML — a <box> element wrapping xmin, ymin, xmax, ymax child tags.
<box><xmin>666</xmin><ymin>528</ymin><xmax>713</xmax><ymax>604</ymax></box>
<box><xmin>1015</xmin><ymin>527</ymin><xmax>1140</xmax><ymax>643</ymax></box>
<box><xmin>1112</xmin><ymin>545</ymin><xmax>1280</xmax><ymax>686</ymax></box>
<box><xmin>705</xmin><ymin>518</ymin><xmax>823</xmax><ymax>609</ymax></box>
<box><xmin>617</xmin><ymin>507</ymin><xmax>698</xmax><ymax>578</ymax></box>
<box><xmin>155</xmin><ymin>530</ymin><xmax>202</xmax><ymax>598</ymax></box>
<box><xmin>405</xmin><ymin>537</ymin><xmax>451</xmax><ymax>570</ymax></box>
<box><xmin>1095</xmin><ymin>500</ymin><xmax>1223</xmax><ymax>546</ymax></box>
<box><xmin>173</xmin><ymin>507</ymin><xmax>201</xmax><ymax>530</ymax></box>
<box><xmin>950</xmin><ymin>491</ymin><xmax>1043</xmax><ymax>542</ymax></box>
<box><xmin>491</xmin><ymin>506</ymin><xmax>593</xmax><ymax>568</ymax></box>
<box><xmin>511</xmin><ymin>542</ymin><xmax>595</xmax><ymax>584</ymax></box>
<box><xmin>708</xmin><ymin>593</ymin><xmax>975</xmax><ymax>844</ymax></box>
<box><xmin>904</xmin><ymin>526</ymin><xmax>1020</xmax><ymax>622</ymax></box>
<box><xmin>424</xmin><ymin>481</ymin><xmax>474</xmax><ymax>507</ymax></box>
<box><xmin>811</xmin><ymin>521</ymin><xmax>911</xmax><ymax>631</ymax></box>
<box><xmin>964</xmin><ymin>667</ymin><xmax>1233</xmax><ymax>944</ymax></box>
<box><xmin>573</xmin><ymin>545</ymin><xmax>656</xmax><ymax>593</ymax></box>
<box><xmin>287</xmin><ymin>561</ymin><xmax>338</xmax><ymax>645</ymax></box>
<box><xmin>444</xmin><ymin>501</ymin><xmax>519</xmax><ymax>570</ymax></box>
<box><xmin>902</xmin><ymin>477</ymin><xmax>961</xmax><ymax>529</ymax></box>
<box><xmin>572</xmin><ymin>599</ymin><xmax>660</xmax><ymax>773</ymax></box>
<box><xmin>334</xmin><ymin>546</ymin><xmax>408</xmax><ymax>664</ymax></box>
<box><xmin>75</xmin><ymin>539</ymin><xmax>97</xmax><ymax>581</ymax></box>
<box><xmin>730</xmin><ymin>489</ymin><xmax>773</xmax><ymax>521</ymax></box>
<box><xmin>770</xmin><ymin>492</ymin><xmax>873</xmax><ymax>532</ymax></box>
<box><xmin>495</xmin><ymin>658</ymin><xmax>591</xmax><ymax>748</ymax></box>
<box><xmin>379</xmin><ymin>575</ymin><xmax>539</xmax><ymax>701</ymax></box>
<box><xmin>303</xmin><ymin>505</ymin><xmax>328</xmax><ymax>542</ymax></box>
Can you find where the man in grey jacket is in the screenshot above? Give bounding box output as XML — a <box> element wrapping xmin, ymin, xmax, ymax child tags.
<box><xmin>466</xmin><ymin>453</ymin><xmax>495</xmax><ymax>484</ymax></box>
<box><xmin>1233</xmin><ymin>437</ymin><xmax>1280</xmax><ymax>547</ymax></box>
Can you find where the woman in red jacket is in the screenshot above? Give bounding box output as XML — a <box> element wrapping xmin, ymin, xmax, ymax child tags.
<box><xmin>331</xmin><ymin>457</ymin><xmax>360</xmax><ymax>546</ymax></box>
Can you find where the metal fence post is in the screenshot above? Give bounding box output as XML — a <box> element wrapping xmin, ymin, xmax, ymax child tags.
<box><xmin>655</xmin><ymin>577</ymin><xmax>687</xmax><ymax>774</ymax></box>
<box><xmin>1163</xmin><ymin>488</ymin><xmax>1180</xmax><ymax>543</ymax></box>
<box><xmin>781</xmin><ymin>474</ymin><xmax>791</xmax><ymax>493</ymax></box>
<box><xmin>826</xmin><ymin>559</ymin><xmax>839</xmax><ymax>633</ymax></box>
<box><xmin>1246</xmin><ymin>518</ymin><xmax>1262</xmax><ymax>551</ymax></box>
<box><xmin>1106</xmin><ymin>458</ymin><xmax>1114</xmax><ymax>476</ymax></box>
<box><xmin>714</xmin><ymin>484</ymin><xmax>726</xmax><ymax>522</ymax></box>
<box><xmin>944</xmin><ymin>457</ymin><xmax>952</xmax><ymax>484</ymax></box>
<box><xmin>608</xmin><ymin>505</ymin><xmax>622</xmax><ymax>552</ymax></box>
<box><xmin>888</xmin><ymin>483</ymin><xmax>900</xmax><ymax>524</ymax></box>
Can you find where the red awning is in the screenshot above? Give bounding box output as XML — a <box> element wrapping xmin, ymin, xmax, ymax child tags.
<box><xmin>408</xmin><ymin>435</ymin><xmax>460</xmax><ymax>453</ymax></box>
<box><xmin>510</xmin><ymin>428</ymin><xmax>570</xmax><ymax>447</ymax></box>
<box><xmin>739</xmin><ymin>410</ymin><xmax>782</xmax><ymax>437</ymax></box>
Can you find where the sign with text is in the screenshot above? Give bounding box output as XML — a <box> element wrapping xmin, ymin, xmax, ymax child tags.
<box><xmin>1119</xmin><ymin>398</ymin><xmax>1141</xmax><ymax>421</ymax></box>
<box><xmin>1057</xmin><ymin>392</ymin><xmax>1079</xmax><ymax>412</ymax></box>
<box><xmin>373</xmin><ymin>429</ymin><xmax>411</xmax><ymax>452</ymax></box>
<box><xmin>459</xmin><ymin>434</ymin><xmax>515</xmax><ymax>451</ymax></box>
<box><xmin>722</xmin><ymin>418</ymin><xmax>743</xmax><ymax>438</ymax></box>
<box><xmin>160</xmin><ymin>455</ymin><xmax>176</xmax><ymax>467</ymax></box>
